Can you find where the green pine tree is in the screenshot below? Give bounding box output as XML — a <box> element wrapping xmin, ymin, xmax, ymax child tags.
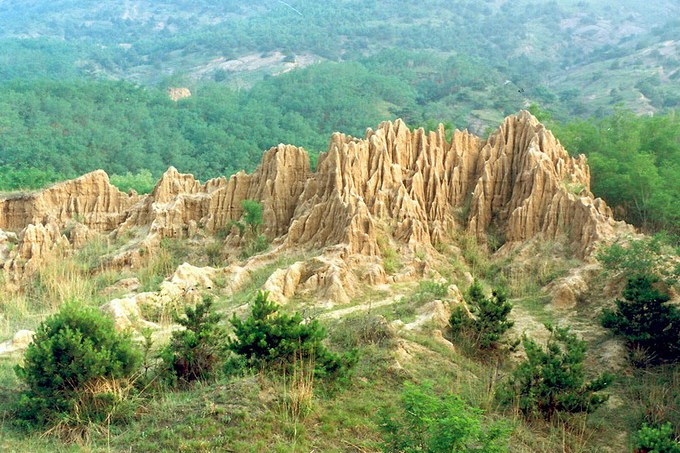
<box><xmin>499</xmin><ymin>325</ymin><xmax>610</xmax><ymax>420</ymax></box>
<box><xmin>602</xmin><ymin>275</ymin><xmax>680</xmax><ymax>364</ymax></box>
<box><xmin>228</xmin><ymin>291</ymin><xmax>355</xmax><ymax>377</ymax></box>
<box><xmin>160</xmin><ymin>296</ymin><xmax>227</xmax><ymax>385</ymax></box>
<box><xmin>450</xmin><ymin>280</ymin><xmax>514</xmax><ymax>349</ymax></box>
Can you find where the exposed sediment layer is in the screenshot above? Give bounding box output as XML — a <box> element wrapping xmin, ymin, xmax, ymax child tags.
<box><xmin>0</xmin><ymin>111</ymin><xmax>631</xmax><ymax>278</ymax></box>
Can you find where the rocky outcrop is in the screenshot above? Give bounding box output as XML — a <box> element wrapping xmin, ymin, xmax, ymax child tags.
<box><xmin>167</xmin><ymin>87</ymin><xmax>192</xmax><ymax>101</ymax></box>
<box><xmin>0</xmin><ymin>329</ymin><xmax>35</xmax><ymax>355</ymax></box>
<box><xmin>279</xmin><ymin>112</ymin><xmax>625</xmax><ymax>258</ymax></box>
<box><xmin>262</xmin><ymin>253</ymin><xmax>361</xmax><ymax>306</ymax></box>
<box><xmin>101</xmin><ymin>262</ymin><xmax>255</xmax><ymax>329</ymax></box>
<box><xmin>0</xmin><ymin>170</ymin><xmax>138</xmax><ymax>233</ymax></box>
<box><xmin>3</xmin><ymin>221</ymin><xmax>69</xmax><ymax>280</ymax></box>
<box><xmin>466</xmin><ymin>113</ymin><xmax>623</xmax><ymax>256</ymax></box>
<box><xmin>0</xmin><ymin>112</ymin><xmax>632</xmax><ymax>303</ymax></box>
<box><xmin>0</xmin><ymin>229</ymin><xmax>18</xmax><ymax>262</ymax></box>
<box><xmin>545</xmin><ymin>264</ymin><xmax>600</xmax><ymax>310</ymax></box>
<box><xmin>0</xmin><ymin>112</ymin><xmax>627</xmax><ymax>261</ymax></box>
<box><xmin>115</xmin><ymin>144</ymin><xmax>310</xmax><ymax>242</ymax></box>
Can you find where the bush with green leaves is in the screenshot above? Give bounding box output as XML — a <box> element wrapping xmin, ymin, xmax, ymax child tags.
<box><xmin>602</xmin><ymin>275</ymin><xmax>680</xmax><ymax>365</ymax></box>
<box><xmin>240</xmin><ymin>199</ymin><xmax>263</xmax><ymax>233</ymax></box>
<box><xmin>380</xmin><ymin>381</ymin><xmax>510</xmax><ymax>452</ymax></box>
<box><xmin>110</xmin><ymin>169</ymin><xmax>157</xmax><ymax>194</ymax></box>
<box><xmin>450</xmin><ymin>280</ymin><xmax>514</xmax><ymax>349</ymax></box>
<box><xmin>499</xmin><ymin>325</ymin><xmax>610</xmax><ymax>420</ymax></box>
<box><xmin>160</xmin><ymin>296</ymin><xmax>227</xmax><ymax>386</ymax></box>
<box><xmin>409</xmin><ymin>280</ymin><xmax>449</xmax><ymax>303</ymax></box>
<box><xmin>230</xmin><ymin>199</ymin><xmax>269</xmax><ymax>258</ymax></box>
<box><xmin>596</xmin><ymin>234</ymin><xmax>679</xmax><ymax>286</ymax></box>
<box><xmin>228</xmin><ymin>291</ymin><xmax>356</xmax><ymax>377</ymax></box>
<box><xmin>15</xmin><ymin>303</ymin><xmax>140</xmax><ymax>426</ymax></box>
<box><xmin>636</xmin><ymin>423</ymin><xmax>680</xmax><ymax>453</ymax></box>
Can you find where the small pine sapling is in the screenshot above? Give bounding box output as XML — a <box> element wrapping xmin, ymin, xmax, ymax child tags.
<box><xmin>228</xmin><ymin>291</ymin><xmax>356</xmax><ymax>378</ymax></box>
<box><xmin>160</xmin><ymin>296</ymin><xmax>227</xmax><ymax>385</ymax></box>
<box><xmin>499</xmin><ymin>324</ymin><xmax>611</xmax><ymax>420</ymax></box>
<box><xmin>602</xmin><ymin>275</ymin><xmax>680</xmax><ymax>365</ymax></box>
<box><xmin>450</xmin><ymin>280</ymin><xmax>515</xmax><ymax>349</ymax></box>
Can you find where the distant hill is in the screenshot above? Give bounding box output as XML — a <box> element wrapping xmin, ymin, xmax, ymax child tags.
<box><xmin>0</xmin><ymin>0</ymin><xmax>678</xmax><ymax>120</ymax></box>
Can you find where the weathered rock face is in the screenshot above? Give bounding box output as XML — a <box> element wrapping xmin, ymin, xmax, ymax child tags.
<box><xmin>0</xmin><ymin>112</ymin><xmax>631</xmax><ymax>289</ymax></box>
<box><xmin>283</xmin><ymin>111</ymin><xmax>628</xmax><ymax>257</ymax></box>
<box><xmin>466</xmin><ymin>113</ymin><xmax>622</xmax><ymax>256</ymax></box>
<box><xmin>115</xmin><ymin>144</ymin><xmax>311</xmax><ymax>242</ymax></box>
<box><xmin>0</xmin><ymin>170</ymin><xmax>138</xmax><ymax>232</ymax></box>
<box><xmin>3</xmin><ymin>221</ymin><xmax>69</xmax><ymax>280</ymax></box>
<box><xmin>0</xmin><ymin>229</ymin><xmax>18</xmax><ymax>262</ymax></box>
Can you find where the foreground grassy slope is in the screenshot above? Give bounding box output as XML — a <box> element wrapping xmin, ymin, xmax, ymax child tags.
<box><xmin>0</xmin><ymin>231</ymin><xmax>676</xmax><ymax>452</ymax></box>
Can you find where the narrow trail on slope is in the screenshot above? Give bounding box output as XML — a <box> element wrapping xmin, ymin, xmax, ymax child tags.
<box><xmin>319</xmin><ymin>293</ymin><xmax>406</xmax><ymax>320</ymax></box>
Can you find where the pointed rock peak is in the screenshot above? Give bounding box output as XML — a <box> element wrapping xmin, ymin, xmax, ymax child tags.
<box><xmin>80</xmin><ymin>169</ymin><xmax>112</xmax><ymax>183</ymax></box>
<box><xmin>151</xmin><ymin>167</ymin><xmax>202</xmax><ymax>202</ymax></box>
<box><xmin>515</xmin><ymin>109</ymin><xmax>541</xmax><ymax>124</ymax></box>
<box><xmin>392</xmin><ymin>118</ymin><xmax>408</xmax><ymax>129</ymax></box>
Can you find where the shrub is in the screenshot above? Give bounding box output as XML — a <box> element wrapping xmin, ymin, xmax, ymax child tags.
<box><xmin>380</xmin><ymin>381</ymin><xmax>510</xmax><ymax>452</ymax></box>
<box><xmin>110</xmin><ymin>169</ymin><xmax>157</xmax><ymax>194</ymax></box>
<box><xmin>450</xmin><ymin>280</ymin><xmax>514</xmax><ymax>349</ymax></box>
<box><xmin>240</xmin><ymin>233</ymin><xmax>269</xmax><ymax>259</ymax></box>
<box><xmin>601</xmin><ymin>275</ymin><xmax>680</xmax><ymax>365</ymax></box>
<box><xmin>160</xmin><ymin>296</ymin><xmax>227</xmax><ymax>386</ymax></box>
<box><xmin>228</xmin><ymin>291</ymin><xmax>356</xmax><ymax>378</ymax></box>
<box><xmin>240</xmin><ymin>199</ymin><xmax>263</xmax><ymax>234</ymax></box>
<box><xmin>329</xmin><ymin>314</ymin><xmax>397</xmax><ymax>350</ymax></box>
<box><xmin>596</xmin><ymin>234</ymin><xmax>679</xmax><ymax>286</ymax></box>
<box><xmin>412</xmin><ymin>280</ymin><xmax>448</xmax><ymax>302</ymax></box>
<box><xmin>498</xmin><ymin>325</ymin><xmax>610</xmax><ymax>420</ymax></box>
<box><xmin>236</xmin><ymin>199</ymin><xmax>269</xmax><ymax>258</ymax></box>
<box><xmin>377</xmin><ymin>235</ymin><xmax>402</xmax><ymax>275</ymax></box>
<box><xmin>15</xmin><ymin>303</ymin><xmax>140</xmax><ymax>427</ymax></box>
<box><xmin>636</xmin><ymin>423</ymin><xmax>680</xmax><ymax>453</ymax></box>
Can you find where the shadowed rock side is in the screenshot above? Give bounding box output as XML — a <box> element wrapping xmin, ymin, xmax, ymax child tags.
<box><xmin>0</xmin><ymin>112</ymin><xmax>631</xmax><ymax>279</ymax></box>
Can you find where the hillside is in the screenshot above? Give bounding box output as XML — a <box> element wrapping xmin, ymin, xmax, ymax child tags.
<box><xmin>2</xmin><ymin>113</ymin><xmax>676</xmax><ymax>452</ymax></box>
<box><xmin>0</xmin><ymin>0</ymin><xmax>679</xmax><ymax>120</ymax></box>
<box><xmin>0</xmin><ymin>1</ymin><xmax>679</xmax><ymax>450</ymax></box>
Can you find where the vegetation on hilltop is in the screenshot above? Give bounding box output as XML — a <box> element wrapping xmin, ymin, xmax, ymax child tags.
<box><xmin>550</xmin><ymin>109</ymin><xmax>680</xmax><ymax>234</ymax></box>
<box><xmin>0</xmin><ymin>0</ymin><xmax>679</xmax><ymax>117</ymax></box>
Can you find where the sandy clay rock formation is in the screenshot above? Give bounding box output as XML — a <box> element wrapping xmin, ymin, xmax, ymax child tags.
<box><xmin>0</xmin><ymin>111</ymin><xmax>632</xmax><ymax>306</ymax></box>
<box><xmin>0</xmin><ymin>329</ymin><xmax>35</xmax><ymax>355</ymax></box>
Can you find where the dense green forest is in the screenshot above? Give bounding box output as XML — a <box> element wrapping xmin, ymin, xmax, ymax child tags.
<box><xmin>549</xmin><ymin>109</ymin><xmax>680</xmax><ymax>234</ymax></box>
<box><xmin>0</xmin><ymin>0</ymin><xmax>679</xmax><ymax>117</ymax></box>
<box><xmin>0</xmin><ymin>64</ymin><xmax>411</xmax><ymax>183</ymax></box>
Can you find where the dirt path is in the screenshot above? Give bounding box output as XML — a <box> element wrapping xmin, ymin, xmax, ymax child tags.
<box><xmin>319</xmin><ymin>293</ymin><xmax>405</xmax><ymax>320</ymax></box>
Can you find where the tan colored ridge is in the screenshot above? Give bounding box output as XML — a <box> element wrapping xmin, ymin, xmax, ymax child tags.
<box><xmin>0</xmin><ymin>112</ymin><xmax>632</xmax><ymax>282</ymax></box>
